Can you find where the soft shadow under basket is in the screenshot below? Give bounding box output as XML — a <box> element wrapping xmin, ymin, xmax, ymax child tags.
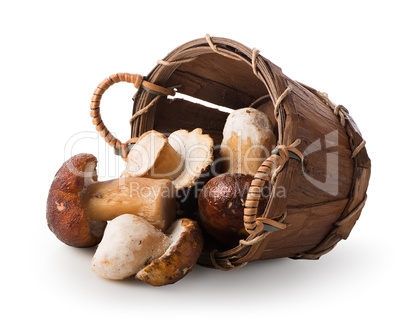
<box><xmin>90</xmin><ymin>35</ymin><xmax>371</xmax><ymax>270</ymax></box>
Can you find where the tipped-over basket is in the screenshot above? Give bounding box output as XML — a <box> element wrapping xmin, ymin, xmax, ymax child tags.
<box><xmin>90</xmin><ymin>35</ymin><xmax>370</xmax><ymax>270</ymax></box>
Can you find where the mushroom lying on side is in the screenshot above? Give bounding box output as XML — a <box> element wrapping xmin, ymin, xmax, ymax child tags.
<box><xmin>91</xmin><ymin>214</ymin><xmax>171</xmax><ymax>280</ymax></box>
<box><xmin>46</xmin><ymin>153</ymin><xmax>176</xmax><ymax>247</ymax></box>
<box><xmin>91</xmin><ymin>215</ymin><xmax>203</xmax><ymax>286</ymax></box>
<box><xmin>136</xmin><ymin>218</ymin><xmax>203</xmax><ymax>286</ymax></box>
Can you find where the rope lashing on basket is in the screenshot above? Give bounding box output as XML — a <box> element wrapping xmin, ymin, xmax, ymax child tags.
<box><xmin>251</xmin><ymin>48</ymin><xmax>261</xmax><ymax>76</ymax></box>
<box><xmin>209</xmin><ymin>249</ymin><xmax>248</xmax><ymax>271</ymax></box>
<box><xmin>334</xmin><ymin>104</ymin><xmax>366</xmax><ymax>158</ymax></box>
<box><xmin>240</xmin><ymin>211</ymin><xmax>288</xmax><ymax>246</ymax></box>
<box><xmin>251</xmin><ymin>48</ymin><xmax>294</xmax><ymax>117</ymax></box>
<box><xmin>351</xmin><ymin>140</ymin><xmax>366</xmax><ymax>158</ymax></box>
<box><xmin>129</xmin><ymin>95</ymin><xmax>162</xmax><ymax>125</ymax></box>
<box><xmin>317</xmin><ymin>92</ymin><xmax>350</xmax><ymax>128</ymax></box>
<box><xmin>157</xmin><ymin>57</ymin><xmax>198</xmax><ymax>66</ymax></box>
<box><xmin>319</xmin><ymin>93</ymin><xmax>367</xmax><ymax>159</ymax></box>
<box><xmin>274</xmin><ymin>86</ymin><xmax>293</xmax><ymax>121</ymax></box>
<box><xmin>333</xmin><ymin>104</ymin><xmax>349</xmax><ymax>127</ymax></box>
<box><xmin>249</xmin><ymin>94</ymin><xmax>271</xmax><ymax>108</ymax></box>
<box><xmin>205</xmin><ymin>34</ymin><xmax>242</xmax><ymax>61</ymax></box>
<box><xmin>90</xmin><ymin>73</ymin><xmax>175</xmax><ymax>159</ymax></box>
<box><xmin>243</xmin><ymin>139</ymin><xmax>303</xmax><ymax>236</ymax></box>
<box><xmin>209</xmin><ymin>210</ymin><xmax>289</xmax><ymax>271</ymax></box>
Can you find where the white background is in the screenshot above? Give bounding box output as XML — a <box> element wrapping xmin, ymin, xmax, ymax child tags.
<box><xmin>1</xmin><ymin>1</ymin><xmax>401</xmax><ymax>325</ymax></box>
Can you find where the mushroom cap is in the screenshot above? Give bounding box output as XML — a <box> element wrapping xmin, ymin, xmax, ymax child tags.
<box><xmin>220</xmin><ymin>108</ymin><xmax>277</xmax><ymax>176</ymax></box>
<box><xmin>91</xmin><ymin>214</ymin><xmax>171</xmax><ymax>280</ymax></box>
<box><xmin>168</xmin><ymin>128</ymin><xmax>214</xmax><ymax>190</ymax></box>
<box><xmin>46</xmin><ymin>153</ymin><xmax>107</xmax><ymax>247</ymax></box>
<box><xmin>198</xmin><ymin>173</ymin><xmax>269</xmax><ymax>246</ymax></box>
<box><xmin>222</xmin><ymin>108</ymin><xmax>274</xmax><ymax>144</ymax></box>
<box><xmin>136</xmin><ymin>218</ymin><xmax>204</xmax><ymax>286</ymax></box>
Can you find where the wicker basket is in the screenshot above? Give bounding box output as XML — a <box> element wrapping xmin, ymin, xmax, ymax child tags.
<box><xmin>90</xmin><ymin>35</ymin><xmax>371</xmax><ymax>270</ymax></box>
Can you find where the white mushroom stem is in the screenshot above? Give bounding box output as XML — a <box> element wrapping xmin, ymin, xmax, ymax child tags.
<box><xmin>82</xmin><ymin>177</ymin><xmax>176</xmax><ymax>230</ymax></box>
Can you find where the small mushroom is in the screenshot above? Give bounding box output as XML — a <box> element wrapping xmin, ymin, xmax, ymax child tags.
<box><xmin>136</xmin><ymin>218</ymin><xmax>203</xmax><ymax>286</ymax></box>
<box><xmin>91</xmin><ymin>214</ymin><xmax>171</xmax><ymax>280</ymax></box>
<box><xmin>46</xmin><ymin>154</ymin><xmax>176</xmax><ymax>247</ymax></box>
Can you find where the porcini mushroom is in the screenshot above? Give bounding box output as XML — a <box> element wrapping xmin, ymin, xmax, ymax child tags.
<box><xmin>168</xmin><ymin>128</ymin><xmax>214</xmax><ymax>190</ymax></box>
<box><xmin>124</xmin><ymin>129</ymin><xmax>214</xmax><ymax>191</ymax></box>
<box><xmin>46</xmin><ymin>153</ymin><xmax>176</xmax><ymax>247</ymax></box>
<box><xmin>123</xmin><ymin>129</ymin><xmax>214</xmax><ymax>215</ymax></box>
<box><xmin>220</xmin><ymin>108</ymin><xmax>276</xmax><ymax>176</ymax></box>
<box><xmin>91</xmin><ymin>214</ymin><xmax>171</xmax><ymax>280</ymax></box>
<box><xmin>136</xmin><ymin>218</ymin><xmax>203</xmax><ymax>286</ymax></box>
<box><xmin>198</xmin><ymin>173</ymin><xmax>270</xmax><ymax>246</ymax></box>
<box><xmin>124</xmin><ymin>130</ymin><xmax>183</xmax><ymax>180</ymax></box>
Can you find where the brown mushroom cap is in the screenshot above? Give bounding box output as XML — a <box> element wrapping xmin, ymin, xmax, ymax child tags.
<box><xmin>198</xmin><ymin>173</ymin><xmax>269</xmax><ymax>246</ymax></box>
<box><xmin>136</xmin><ymin>218</ymin><xmax>204</xmax><ymax>286</ymax></box>
<box><xmin>46</xmin><ymin>153</ymin><xmax>107</xmax><ymax>247</ymax></box>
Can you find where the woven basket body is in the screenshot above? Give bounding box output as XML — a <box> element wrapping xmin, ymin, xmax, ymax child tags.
<box><xmin>128</xmin><ymin>37</ymin><xmax>370</xmax><ymax>269</ymax></box>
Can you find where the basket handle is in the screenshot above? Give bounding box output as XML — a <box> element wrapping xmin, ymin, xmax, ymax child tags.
<box><xmin>243</xmin><ymin>143</ymin><xmax>303</xmax><ymax>235</ymax></box>
<box><xmin>90</xmin><ymin>73</ymin><xmax>175</xmax><ymax>157</ymax></box>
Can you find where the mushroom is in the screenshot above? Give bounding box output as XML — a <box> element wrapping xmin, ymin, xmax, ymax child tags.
<box><xmin>123</xmin><ymin>128</ymin><xmax>214</xmax><ymax>215</ymax></box>
<box><xmin>167</xmin><ymin>128</ymin><xmax>214</xmax><ymax>190</ymax></box>
<box><xmin>136</xmin><ymin>218</ymin><xmax>203</xmax><ymax>286</ymax></box>
<box><xmin>46</xmin><ymin>153</ymin><xmax>176</xmax><ymax>247</ymax></box>
<box><xmin>124</xmin><ymin>129</ymin><xmax>214</xmax><ymax>190</ymax></box>
<box><xmin>219</xmin><ymin>108</ymin><xmax>276</xmax><ymax>176</ymax></box>
<box><xmin>124</xmin><ymin>130</ymin><xmax>183</xmax><ymax>180</ymax></box>
<box><xmin>198</xmin><ymin>173</ymin><xmax>270</xmax><ymax>246</ymax></box>
<box><xmin>91</xmin><ymin>214</ymin><xmax>171</xmax><ymax>280</ymax></box>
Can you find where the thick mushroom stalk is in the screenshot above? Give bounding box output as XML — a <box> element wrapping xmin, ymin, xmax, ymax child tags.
<box><xmin>81</xmin><ymin>176</ymin><xmax>176</xmax><ymax>230</ymax></box>
<box><xmin>46</xmin><ymin>154</ymin><xmax>176</xmax><ymax>247</ymax></box>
